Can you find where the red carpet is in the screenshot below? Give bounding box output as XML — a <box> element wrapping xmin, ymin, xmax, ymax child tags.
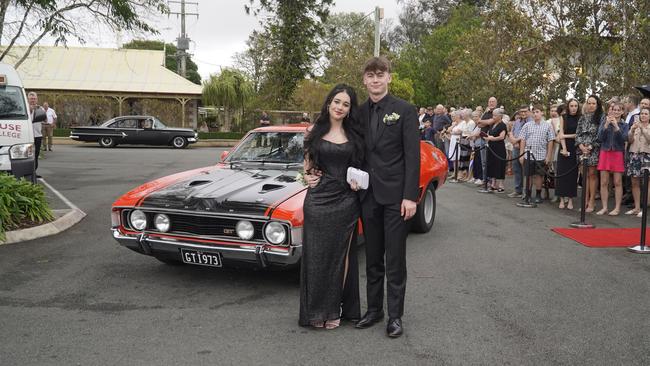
<box><xmin>551</xmin><ymin>228</ymin><xmax>649</xmax><ymax>248</ymax></box>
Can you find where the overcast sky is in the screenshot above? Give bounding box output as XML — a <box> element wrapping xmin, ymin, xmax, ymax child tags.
<box><xmin>147</xmin><ymin>0</ymin><xmax>402</xmax><ymax>79</ymax></box>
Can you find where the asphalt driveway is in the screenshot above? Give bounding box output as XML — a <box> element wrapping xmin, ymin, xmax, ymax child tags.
<box><xmin>0</xmin><ymin>145</ymin><xmax>648</xmax><ymax>365</ymax></box>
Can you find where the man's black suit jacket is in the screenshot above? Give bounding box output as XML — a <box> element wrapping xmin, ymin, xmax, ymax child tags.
<box><xmin>359</xmin><ymin>94</ymin><xmax>421</xmax><ymax>205</ymax></box>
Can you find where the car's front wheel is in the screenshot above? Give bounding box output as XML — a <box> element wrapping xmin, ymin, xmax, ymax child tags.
<box><xmin>172</xmin><ymin>136</ymin><xmax>188</xmax><ymax>149</ymax></box>
<box><xmin>411</xmin><ymin>183</ymin><xmax>436</xmax><ymax>233</ymax></box>
<box><xmin>99</xmin><ymin>137</ymin><xmax>116</xmax><ymax>148</ymax></box>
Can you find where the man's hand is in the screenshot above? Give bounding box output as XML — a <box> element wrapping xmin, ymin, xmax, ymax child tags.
<box><xmin>304</xmin><ymin>170</ymin><xmax>322</xmax><ymax>188</ymax></box>
<box><xmin>401</xmin><ymin>199</ymin><xmax>417</xmax><ymax>220</ymax></box>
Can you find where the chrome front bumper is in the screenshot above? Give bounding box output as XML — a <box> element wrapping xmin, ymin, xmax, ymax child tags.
<box><xmin>112</xmin><ymin>229</ymin><xmax>301</xmax><ymax>268</ymax></box>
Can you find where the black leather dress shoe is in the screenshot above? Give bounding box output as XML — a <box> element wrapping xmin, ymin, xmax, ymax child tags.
<box><xmin>355</xmin><ymin>311</ymin><xmax>384</xmax><ymax>329</ymax></box>
<box><xmin>386</xmin><ymin>318</ymin><xmax>403</xmax><ymax>338</ymax></box>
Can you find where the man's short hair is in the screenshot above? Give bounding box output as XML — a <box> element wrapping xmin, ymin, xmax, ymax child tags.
<box><xmin>27</xmin><ymin>91</ymin><xmax>37</xmax><ymax>97</ymax></box>
<box><xmin>626</xmin><ymin>94</ymin><xmax>640</xmax><ymax>105</ymax></box>
<box><xmin>519</xmin><ymin>105</ymin><xmax>529</xmax><ymax>112</ymax></box>
<box><xmin>363</xmin><ymin>56</ymin><xmax>391</xmax><ymax>74</ymax></box>
<box><xmin>532</xmin><ymin>104</ymin><xmax>543</xmax><ymax>112</ymax></box>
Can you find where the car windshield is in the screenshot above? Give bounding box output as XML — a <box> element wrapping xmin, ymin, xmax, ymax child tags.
<box><xmin>153</xmin><ymin>118</ymin><xmax>166</xmax><ymax>129</ymax></box>
<box><xmin>0</xmin><ymin>86</ymin><xmax>28</xmax><ymax>120</ymax></box>
<box><xmin>226</xmin><ymin>131</ymin><xmax>305</xmax><ymax>164</ymax></box>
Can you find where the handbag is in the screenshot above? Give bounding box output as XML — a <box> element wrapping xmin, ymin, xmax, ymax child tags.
<box><xmin>346</xmin><ymin>167</ymin><xmax>369</xmax><ymax>190</ymax></box>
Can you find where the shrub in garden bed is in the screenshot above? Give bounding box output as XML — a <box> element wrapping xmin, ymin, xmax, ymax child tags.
<box><xmin>198</xmin><ymin>131</ymin><xmax>245</xmax><ymax>140</ymax></box>
<box><xmin>0</xmin><ymin>173</ymin><xmax>54</xmax><ymax>241</ymax></box>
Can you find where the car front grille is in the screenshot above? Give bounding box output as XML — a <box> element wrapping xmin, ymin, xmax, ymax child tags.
<box><xmin>120</xmin><ymin>209</ymin><xmax>286</xmax><ymax>244</ymax></box>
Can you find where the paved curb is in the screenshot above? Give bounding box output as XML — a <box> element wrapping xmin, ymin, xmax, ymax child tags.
<box><xmin>52</xmin><ymin>137</ymin><xmax>238</xmax><ymax>147</ymax></box>
<box><xmin>0</xmin><ymin>179</ymin><xmax>86</xmax><ymax>245</ymax></box>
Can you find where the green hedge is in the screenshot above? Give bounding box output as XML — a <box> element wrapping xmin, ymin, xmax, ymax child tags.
<box><xmin>197</xmin><ymin>131</ymin><xmax>245</xmax><ymax>140</ymax></box>
<box><xmin>54</xmin><ymin>129</ymin><xmax>243</xmax><ymax>140</ymax></box>
<box><xmin>0</xmin><ymin>174</ymin><xmax>54</xmax><ymax>241</ymax></box>
<box><xmin>54</xmin><ymin>128</ymin><xmax>71</xmax><ymax>137</ymax></box>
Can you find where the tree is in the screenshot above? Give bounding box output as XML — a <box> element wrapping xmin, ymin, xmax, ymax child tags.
<box><xmin>290</xmin><ymin>78</ymin><xmax>332</xmax><ymax>112</ymax></box>
<box><xmin>202</xmin><ymin>68</ymin><xmax>254</xmax><ymax>132</ymax></box>
<box><xmin>122</xmin><ymin>40</ymin><xmax>201</xmax><ymax>84</ymax></box>
<box><xmin>232</xmin><ymin>30</ymin><xmax>271</xmax><ymax>93</ymax></box>
<box><xmin>245</xmin><ymin>0</ymin><xmax>333</xmax><ymax>108</ymax></box>
<box><xmin>0</xmin><ymin>0</ymin><xmax>167</xmax><ymax>68</ymax></box>
<box><xmin>522</xmin><ymin>0</ymin><xmax>650</xmax><ymax>99</ymax></box>
<box><xmin>440</xmin><ymin>0</ymin><xmax>546</xmax><ymax>108</ymax></box>
<box><xmin>319</xmin><ymin>12</ymin><xmax>374</xmax><ymax>98</ymax></box>
<box><xmin>394</xmin><ymin>4</ymin><xmax>480</xmax><ymax>106</ymax></box>
<box><xmin>389</xmin><ymin>73</ymin><xmax>415</xmax><ymax>103</ymax></box>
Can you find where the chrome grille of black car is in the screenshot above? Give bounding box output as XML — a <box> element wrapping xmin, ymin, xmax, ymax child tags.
<box><xmin>121</xmin><ymin>210</ymin><xmax>270</xmax><ymax>242</ymax></box>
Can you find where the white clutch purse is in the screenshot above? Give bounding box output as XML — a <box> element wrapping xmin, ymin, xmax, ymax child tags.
<box><xmin>346</xmin><ymin>167</ymin><xmax>369</xmax><ymax>190</ymax></box>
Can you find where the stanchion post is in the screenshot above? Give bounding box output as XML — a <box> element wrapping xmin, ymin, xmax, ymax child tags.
<box><xmin>629</xmin><ymin>168</ymin><xmax>650</xmax><ymax>253</ymax></box>
<box><xmin>570</xmin><ymin>156</ymin><xmax>595</xmax><ymax>228</ymax></box>
<box><xmin>517</xmin><ymin>149</ymin><xmax>536</xmax><ymax>208</ymax></box>
<box><xmin>450</xmin><ymin>142</ymin><xmax>460</xmax><ymax>183</ymax></box>
<box><xmin>477</xmin><ymin>145</ymin><xmax>491</xmax><ymax>193</ymax></box>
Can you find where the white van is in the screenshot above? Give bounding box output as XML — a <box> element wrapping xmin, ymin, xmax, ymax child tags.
<box><xmin>0</xmin><ymin>63</ymin><xmax>46</xmax><ymax>183</ymax></box>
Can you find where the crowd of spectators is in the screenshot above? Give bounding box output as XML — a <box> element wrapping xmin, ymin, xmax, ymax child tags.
<box><xmin>419</xmin><ymin>94</ymin><xmax>650</xmax><ymax>217</ymax></box>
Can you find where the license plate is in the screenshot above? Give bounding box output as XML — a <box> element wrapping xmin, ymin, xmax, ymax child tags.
<box><xmin>180</xmin><ymin>249</ymin><xmax>222</xmax><ymax>267</ymax></box>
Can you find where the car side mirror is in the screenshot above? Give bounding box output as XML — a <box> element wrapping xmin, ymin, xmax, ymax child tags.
<box><xmin>32</xmin><ymin>108</ymin><xmax>46</xmax><ymax>123</ymax></box>
<box><xmin>220</xmin><ymin>150</ymin><xmax>229</xmax><ymax>161</ymax></box>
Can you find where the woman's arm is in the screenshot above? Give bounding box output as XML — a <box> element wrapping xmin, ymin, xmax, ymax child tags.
<box><xmin>558</xmin><ymin>116</ymin><xmax>568</xmax><ymax>153</ymax></box>
<box><xmin>494</xmin><ymin>129</ymin><xmax>507</xmax><ymax>141</ymax></box>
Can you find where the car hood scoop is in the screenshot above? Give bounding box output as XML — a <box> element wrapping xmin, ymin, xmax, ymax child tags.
<box><xmin>140</xmin><ymin>166</ymin><xmax>305</xmax><ymax>215</ymax></box>
<box><xmin>188</xmin><ymin>180</ymin><xmax>211</xmax><ymax>187</ymax></box>
<box><xmin>260</xmin><ymin>184</ymin><xmax>284</xmax><ymax>193</ymax></box>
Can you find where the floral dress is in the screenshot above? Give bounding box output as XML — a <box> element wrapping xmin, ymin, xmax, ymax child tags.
<box><xmin>575</xmin><ymin>113</ymin><xmax>604</xmax><ymax>167</ymax></box>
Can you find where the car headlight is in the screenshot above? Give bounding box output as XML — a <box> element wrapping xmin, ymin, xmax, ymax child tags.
<box><xmin>9</xmin><ymin>143</ymin><xmax>34</xmax><ymax>159</ymax></box>
<box><xmin>264</xmin><ymin>222</ymin><xmax>286</xmax><ymax>245</ymax></box>
<box><xmin>236</xmin><ymin>220</ymin><xmax>254</xmax><ymax>240</ymax></box>
<box><xmin>130</xmin><ymin>210</ymin><xmax>147</xmax><ymax>231</ymax></box>
<box><xmin>154</xmin><ymin>214</ymin><xmax>170</xmax><ymax>232</ymax></box>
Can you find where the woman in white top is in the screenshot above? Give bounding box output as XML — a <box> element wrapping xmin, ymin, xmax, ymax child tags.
<box><xmin>447</xmin><ymin>111</ymin><xmax>462</xmax><ymax>168</ymax></box>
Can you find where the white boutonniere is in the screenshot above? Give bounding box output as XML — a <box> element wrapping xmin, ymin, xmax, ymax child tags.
<box><xmin>383</xmin><ymin>112</ymin><xmax>400</xmax><ymax>125</ymax></box>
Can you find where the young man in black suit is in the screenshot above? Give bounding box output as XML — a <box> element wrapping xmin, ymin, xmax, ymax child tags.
<box><xmin>355</xmin><ymin>56</ymin><xmax>421</xmax><ymax>338</ymax></box>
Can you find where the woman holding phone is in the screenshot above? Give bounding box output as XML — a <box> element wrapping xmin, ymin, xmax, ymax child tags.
<box><xmin>595</xmin><ymin>101</ymin><xmax>628</xmax><ymax>215</ymax></box>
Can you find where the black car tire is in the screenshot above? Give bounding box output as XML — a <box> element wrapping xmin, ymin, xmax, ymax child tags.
<box><xmin>99</xmin><ymin>136</ymin><xmax>116</xmax><ymax>148</ymax></box>
<box><xmin>172</xmin><ymin>136</ymin><xmax>188</xmax><ymax>149</ymax></box>
<box><xmin>411</xmin><ymin>183</ymin><xmax>436</xmax><ymax>233</ymax></box>
<box><xmin>154</xmin><ymin>256</ymin><xmax>183</xmax><ymax>265</ymax></box>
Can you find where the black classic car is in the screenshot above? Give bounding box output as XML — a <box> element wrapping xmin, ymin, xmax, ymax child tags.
<box><xmin>70</xmin><ymin>115</ymin><xmax>198</xmax><ymax>148</ymax></box>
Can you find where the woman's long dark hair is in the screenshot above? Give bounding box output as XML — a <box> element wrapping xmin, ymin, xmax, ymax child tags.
<box><xmin>304</xmin><ymin>84</ymin><xmax>364</xmax><ymax>171</ymax></box>
<box><xmin>587</xmin><ymin>94</ymin><xmax>603</xmax><ymax>126</ymax></box>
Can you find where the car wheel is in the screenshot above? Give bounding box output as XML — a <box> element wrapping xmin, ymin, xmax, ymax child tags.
<box><xmin>154</xmin><ymin>256</ymin><xmax>183</xmax><ymax>265</ymax></box>
<box><xmin>411</xmin><ymin>183</ymin><xmax>436</xmax><ymax>233</ymax></box>
<box><xmin>172</xmin><ymin>136</ymin><xmax>188</xmax><ymax>149</ymax></box>
<box><xmin>99</xmin><ymin>137</ymin><xmax>116</xmax><ymax>148</ymax></box>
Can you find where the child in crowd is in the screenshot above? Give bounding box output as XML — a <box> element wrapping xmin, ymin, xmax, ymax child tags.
<box><xmin>518</xmin><ymin>105</ymin><xmax>556</xmax><ymax>203</ymax></box>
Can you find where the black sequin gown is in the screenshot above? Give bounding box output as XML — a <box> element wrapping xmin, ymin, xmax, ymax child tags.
<box><xmin>299</xmin><ymin>140</ymin><xmax>361</xmax><ymax>326</ymax></box>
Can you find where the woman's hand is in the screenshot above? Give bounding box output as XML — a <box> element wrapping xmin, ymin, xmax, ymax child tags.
<box><xmin>560</xmin><ymin>149</ymin><xmax>569</xmax><ymax>157</ymax></box>
<box><xmin>349</xmin><ymin>179</ymin><xmax>360</xmax><ymax>191</ymax></box>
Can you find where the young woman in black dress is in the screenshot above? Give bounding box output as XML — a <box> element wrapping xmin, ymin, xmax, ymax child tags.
<box><xmin>556</xmin><ymin>99</ymin><xmax>581</xmax><ymax>209</ymax></box>
<box><xmin>300</xmin><ymin>84</ymin><xmax>365</xmax><ymax>329</ymax></box>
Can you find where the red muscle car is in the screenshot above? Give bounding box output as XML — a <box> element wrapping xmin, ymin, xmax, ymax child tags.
<box><xmin>111</xmin><ymin>124</ymin><xmax>447</xmax><ymax>269</ymax></box>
